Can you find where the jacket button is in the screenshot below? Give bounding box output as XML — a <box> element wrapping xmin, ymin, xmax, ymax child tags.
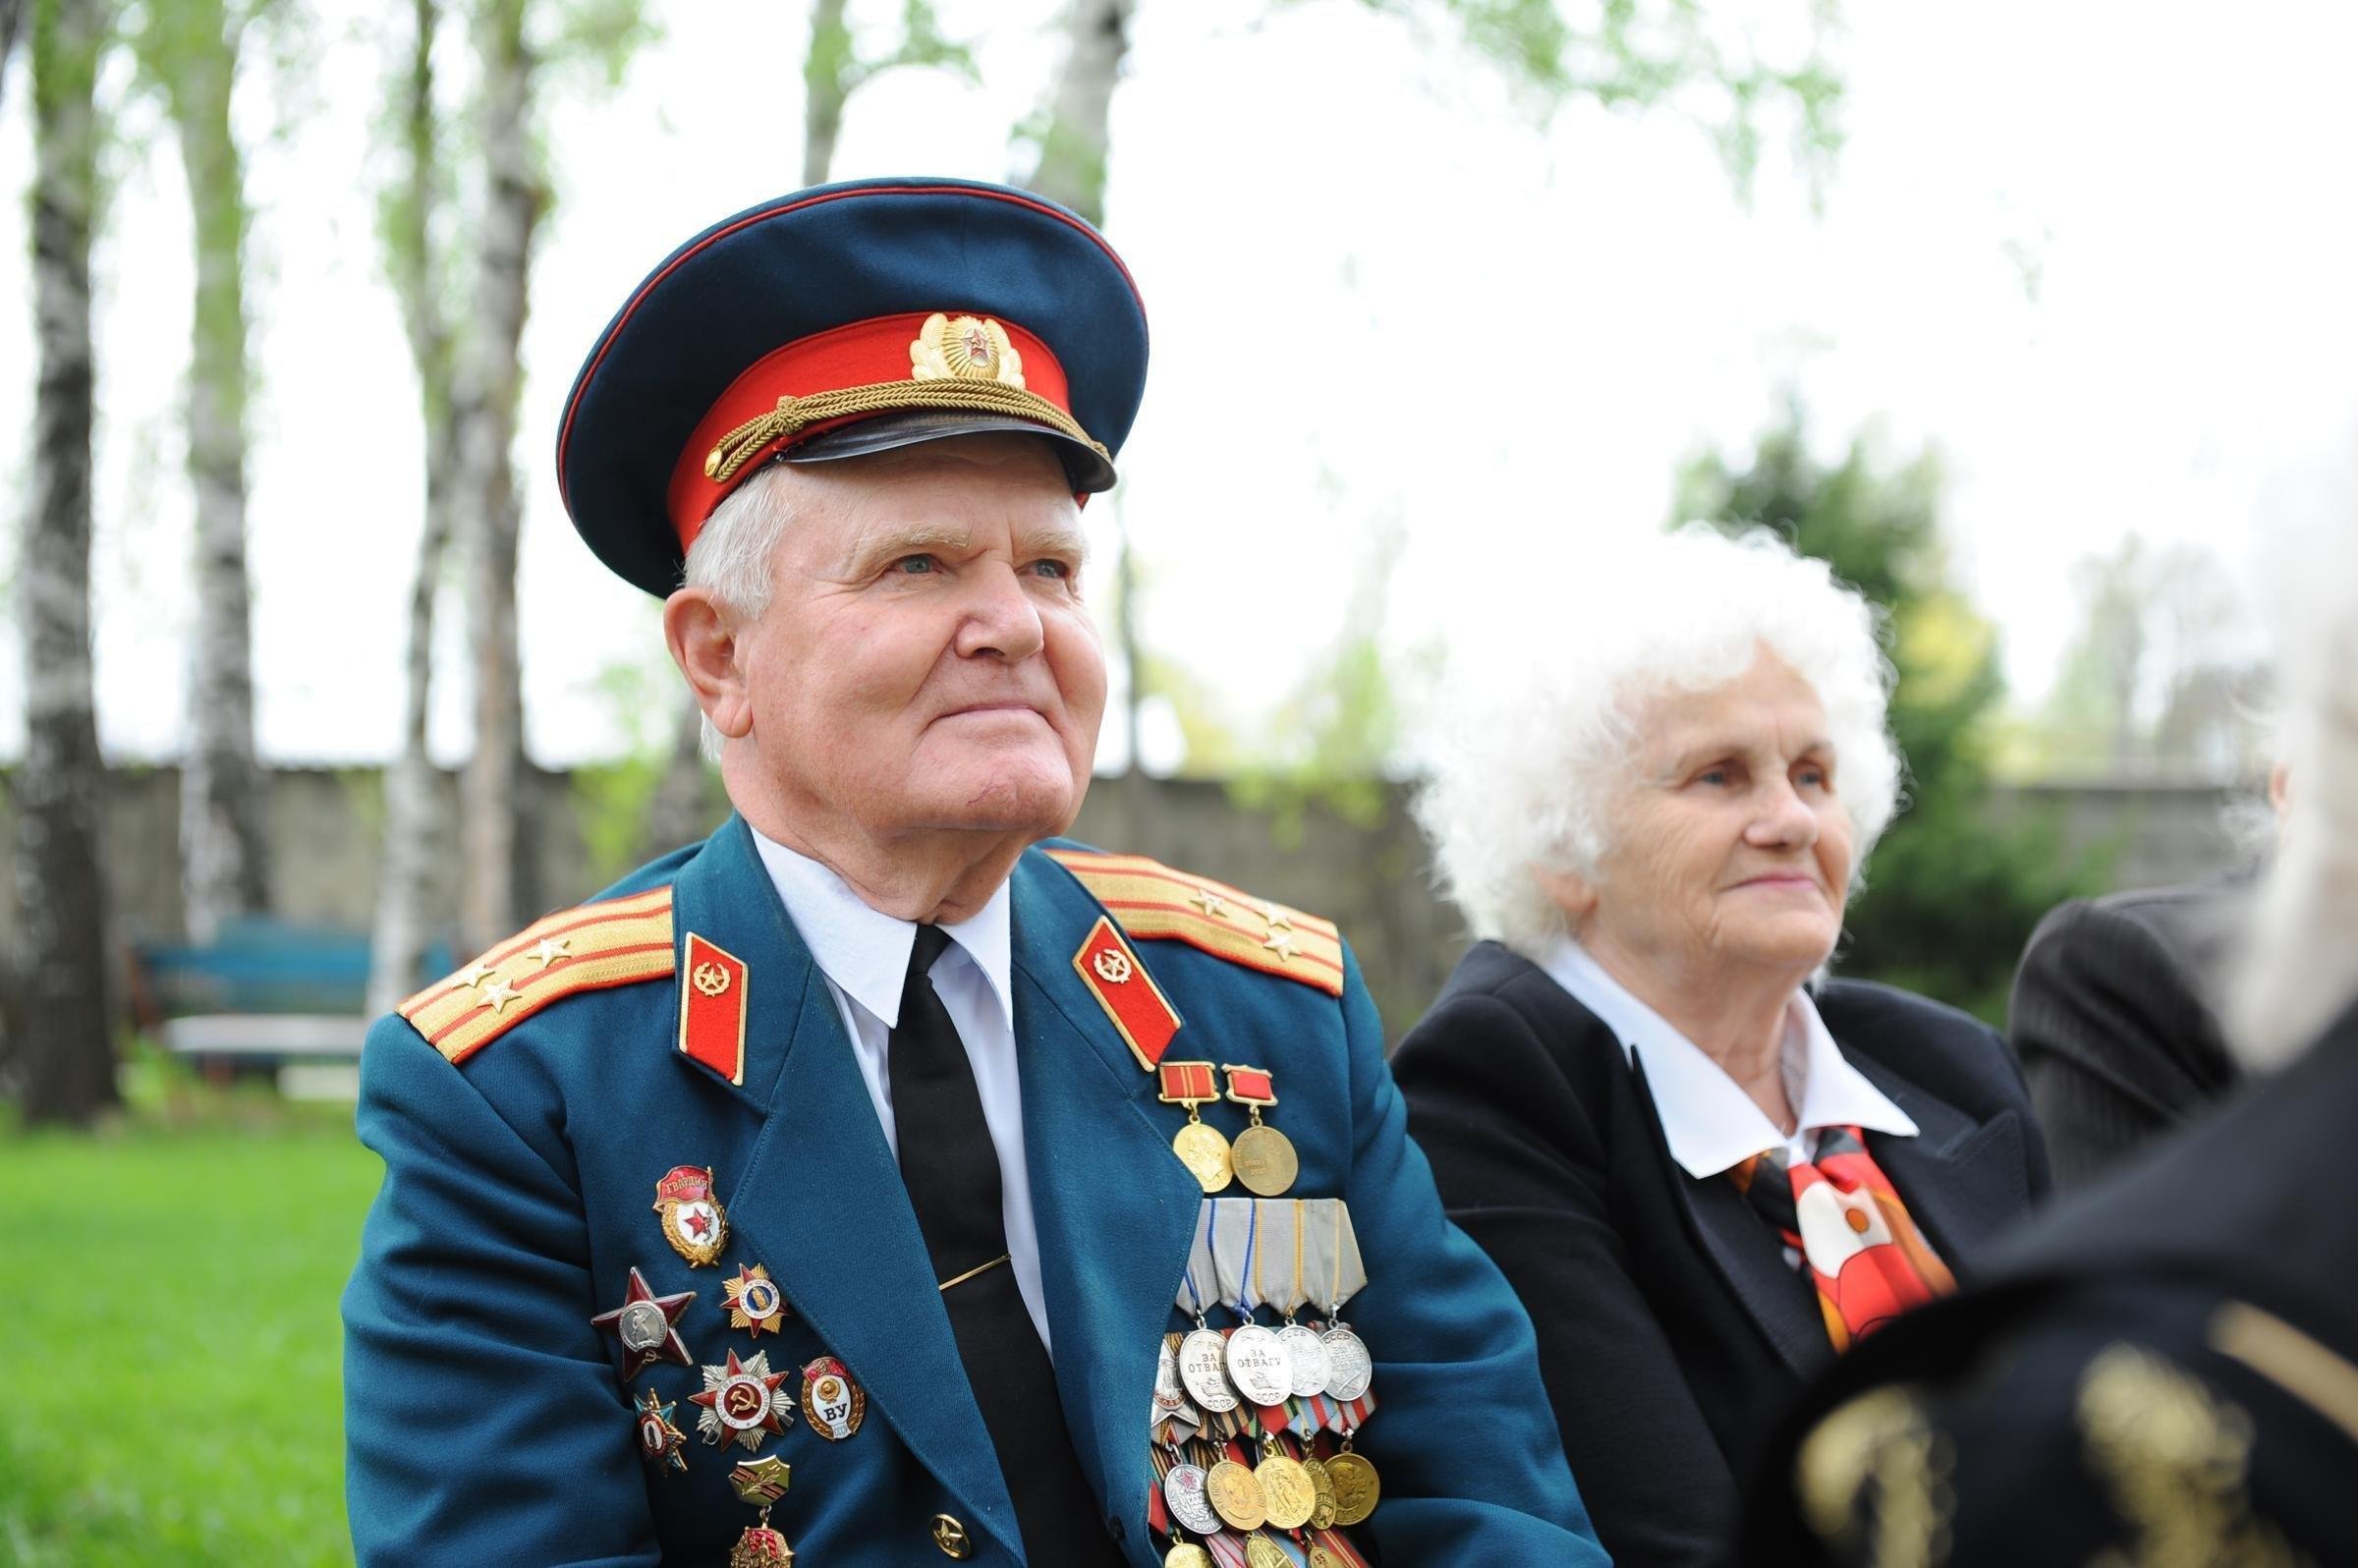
<box><xmin>1106</xmin><ymin>1514</ymin><xmax>1126</xmax><ymax>1541</ymax></box>
<box><xmin>930</xmin><ymin>1514</ymin><xmax>974</xmax><ymax>1559</ymax></box>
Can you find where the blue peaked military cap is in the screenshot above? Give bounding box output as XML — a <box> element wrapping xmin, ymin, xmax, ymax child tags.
<box><xmin>556</xmin><ymin>176</ymin><xmax>1152</xmax><ymax>598</ymax></box>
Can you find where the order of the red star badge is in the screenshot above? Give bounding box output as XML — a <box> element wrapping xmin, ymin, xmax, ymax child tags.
<box><xmin>692</xmin><ymin>1349</ymin><xmax>796</xmax><ymax>1452</ymax></box>
<box><xmin>590</xmin><ymin>1265</ymin><xmax>696</xmax><ymax>1379</ymax></box>
<box><xmin>652</xmin><ymin>1163</ymin><xmax>729</xmax><ymax>1266</ymax></box>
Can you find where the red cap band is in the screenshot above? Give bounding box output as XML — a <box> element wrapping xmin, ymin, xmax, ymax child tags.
<box><xmin>665</xmin><ymin>310</ymin><xmax>1073</xmax><ymax>551</ymax></box>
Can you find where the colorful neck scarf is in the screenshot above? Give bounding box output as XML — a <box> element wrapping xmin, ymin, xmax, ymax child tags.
<box><xmin>1730</xmin><ymin>1126</ymin><xmax>1956</xmax><ymax>1351</ymax></box>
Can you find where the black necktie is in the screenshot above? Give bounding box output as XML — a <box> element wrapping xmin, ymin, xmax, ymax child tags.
<box><xmin>887</xmin><ymin>924</ymin><xmax>1123</xmax><ymax>1566</ymax></box>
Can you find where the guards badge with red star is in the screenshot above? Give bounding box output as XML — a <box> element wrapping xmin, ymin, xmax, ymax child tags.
<box><xmin>652</xmin><ymin>1163</ymin><xmax>729</xmax><ymax>1266</ymax></box>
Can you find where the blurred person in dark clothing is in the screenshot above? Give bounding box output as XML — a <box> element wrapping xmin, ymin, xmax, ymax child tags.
<box><xmin>1737</xmin><ymin>525</ymin><xmax>2358</xmax><ymax>1568</ymax></box>
<box><xmin>1393</xmin><ymin>526</ymin><xmax>2049</xmax><ymax>1568</ymax></box>
<box><xmin>2009</xmin><ymin>766</ymin><xmax>2286</xmax><ymax>1189</ymax></box>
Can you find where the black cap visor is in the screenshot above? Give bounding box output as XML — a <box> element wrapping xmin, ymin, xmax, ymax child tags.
<box><xmin>784</xmin><ymin>408</ymin><xmax>1117</xmax><ymax>493</ymax></box>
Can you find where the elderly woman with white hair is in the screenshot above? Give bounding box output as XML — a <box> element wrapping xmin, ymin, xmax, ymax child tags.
<box><xmin>1390</xmin><ymin>526</ymin><xmax>2050</xmax><ymax>1568</ymax></box>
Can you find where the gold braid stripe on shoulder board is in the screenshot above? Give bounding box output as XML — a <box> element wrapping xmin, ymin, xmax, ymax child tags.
<box><xmin>399</xmin><ymin>887</ymin><xmax>677</xmax><ymax>1065</ymax></box>
<box><xmin>1044</xmin><ymin>849</ymin><xmax>1344</xmax><ymax>997</ymax></box>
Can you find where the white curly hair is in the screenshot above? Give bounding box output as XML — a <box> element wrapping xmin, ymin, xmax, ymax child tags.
<box><xmin>1414</xmin><ymin>523</ymin><xmax>1903</xmax><ymax>954</ymax></box>
<box><xmin>2229</xmin><ymin>511</ymin><xmax>2358</xmax><ymax>1068</ymax></box>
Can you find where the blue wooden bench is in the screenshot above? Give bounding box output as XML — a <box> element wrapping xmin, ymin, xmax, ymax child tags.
<box><xmin>131</xmin><ymin>917</ymin><xmax>454</xmax><ymax>1092</ymax></box>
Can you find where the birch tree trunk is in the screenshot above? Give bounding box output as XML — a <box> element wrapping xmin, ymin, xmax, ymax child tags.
<box><xmin>17</xmin><ymin>0</ymin><xmax>116</xmax><ymax>1126</ymax></box>
<box><xmin>0</xmin><ymin>0</ymin><xmax>27</xmax><ymax>117</ymax></box>
<box><xmin>1024</xmin><ymin>0</ymin><xmax>1132</xmax><ymax>229</ymax></box>
<box><xmin>801</xmin><ymin>0</ymin><xmax>849</xmax><ymax>188</ymax></box>
<box><xmin>162</xmin><ymin>0</ymin><xmax>270</xmax><ymax>944</ymax></box>
<box><xmin>1024</xmin><ymin>0</ymin><xmax>1138</xmax><ymax>768</ymax></box>
<box><xmin>365</xmin><ymin>0</ymin><xmax>457</xmax><ymax>1015</ymax></box>
<box><xmin>454</xmin><ymin>0</ymin><xmax>541</xmax><ymax>952</ymax></box>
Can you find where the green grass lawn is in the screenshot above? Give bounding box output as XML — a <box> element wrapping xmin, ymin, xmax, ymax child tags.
<box><xmin>0</xmin><ymin>1086</ymin><xmax>381</xmax><ymax>1566</ymax></box>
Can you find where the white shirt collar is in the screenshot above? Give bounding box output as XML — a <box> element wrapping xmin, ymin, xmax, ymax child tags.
<box><xmin>1538</xmin><ymin>935</ymin><xmax>1918</xmax><ymax>1180</ymax></box>
<box><xmin>749</xmin><ymin>826</ymin><xmax>1014</xmax><ymax>1034</ymax></box>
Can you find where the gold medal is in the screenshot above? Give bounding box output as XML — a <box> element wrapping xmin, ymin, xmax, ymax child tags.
<box><xmin>1244</xmin><ymin>1536</ymin><xmax>1291</xmax><ymax>1568</ymax></box>
<box><xmin>1324</xmin><ymin>1449</ymin><xmax>1380</xmax><ymax>1527</ymax></box>
<box><xmin>1222</xmin><ymin>1066</ymin><xmax>1297</xmax><ymax>1196</ymax></box>
<box><xmin>1164</xmin><ymin>1545</ymin><xmax>1214</xmax><ymax>1568</ymax></box>
<box><xmin>1159</xmin><ymin>1061</ymin><xmax>1233</xmax><ymax>1193</ymax></box>
<box><xmin>1303</xmin><ymin>1455</ymin><xmax>1338</xmax><ymax>1530</ymax></box>
<box><xmin>1256</xmin><ymin>1450</ymin><xmax>1318</xmax><ymax>1531</ymax></box>
<box><xmin>1230</xmin><ymin>1123</ymin><xmax>1299</xmax><ymax>1197</ymax></box>
<box><xmin>1206</xmin><ymin>1457</ymin><xmax>1268</xmax><ymax>1531</ymax></box>
<box><xmin>1308</xmin><ymin>1545</ymin><xmax>1346</xmax><ymax>1568</ymax></box>
<box><xmin>1171</xmin><ymin>1119</ymin><xmax>1234</xmax><ymax>1194</ymax></box>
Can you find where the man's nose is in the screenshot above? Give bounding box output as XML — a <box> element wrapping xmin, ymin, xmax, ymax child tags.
<box><xmin>952</xmin><ymin>563</ymin><xmax>1047</xmax><ymax>661</ymax></box>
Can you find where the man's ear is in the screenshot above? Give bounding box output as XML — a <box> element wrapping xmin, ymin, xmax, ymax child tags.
<box><xmin>663</xmin><ymin>588</ymin><xmax>752</xmax><ymax>744</ymax></box>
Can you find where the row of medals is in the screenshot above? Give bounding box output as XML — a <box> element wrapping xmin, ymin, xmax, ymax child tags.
<box><xmin>1156</xmin><ymin>1092</ymin><xmax>1378</xmax><ymax>1568</ymax></box>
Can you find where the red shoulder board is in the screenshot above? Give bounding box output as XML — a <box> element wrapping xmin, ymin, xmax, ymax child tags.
<box><xmin>1043</xmin><ymin>850</ymin><xmax>1345</xmax><ymax>998</ymax></box>
<box><xmin>399</xmin><ymin>887</ymin><xmax>677</xmax><ymax>1065</ymax></box>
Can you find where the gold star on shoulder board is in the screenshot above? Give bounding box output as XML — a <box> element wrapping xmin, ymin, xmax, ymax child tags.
<box><xmin>1260</xmin><ymin>901</ymin><xmax>1295</xmax><ymax>932</ymax></box>
<box><xmin>478</xmin><ymin>977</ymin><xmax>521</xmax><ymax>1015</ymax></box>
<box><xmin>1188</xmin><ymin>885</ymin><xmax>1229</xmax><ymax>918</ymax></box>
<box><xmin>456</xmin><ymin>958</ymin><xmax>499</xmax><ymax>988</ymax></box>
<box><xmin>1263</xmin><ymin>927</ymin><xmax>1300</xmax><ymax>964</ymax></box>
<box><xmin>526</xmin><ymin>935</ymin><xmax>573</xmax><ymax>969</ymax></box>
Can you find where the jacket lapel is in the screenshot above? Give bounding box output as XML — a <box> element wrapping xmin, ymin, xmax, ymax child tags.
<box><xmin>1629</xmin><ymin>1055</ymin><xmax>1836</xmax><ymax>1380</ymax></box>
<box><xmin>1849</xmin><ymin>1053</ymin><xmax>2030</xmax><ymax>1275</ymax></box>
<box><xmin>1008</xmin><ymin>851</ymin><xmax>1205</xmax><ymax>1534</ymax></box>
<box><xmin>669</xmin><ymin>818</ymin><xmax>1020</xmax><ymax>1559</ymax></box>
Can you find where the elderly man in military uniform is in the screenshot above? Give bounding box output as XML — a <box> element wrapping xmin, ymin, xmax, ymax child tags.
<box><xmin>341</xmin><ymin>179</ymin><xmax>1602</xmax><ymax>1568</ymax></box>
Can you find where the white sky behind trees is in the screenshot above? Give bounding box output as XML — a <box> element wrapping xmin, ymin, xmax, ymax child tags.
<box><xmin>1</xmin><ymin>0</ymin><xmax>2353</xmax><ymax>771</ymax></box>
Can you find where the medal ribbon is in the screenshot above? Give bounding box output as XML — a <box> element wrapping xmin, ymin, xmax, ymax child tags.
<box><xmin>1309</xmin><ymin>1527</ymin><xmax>1371</xmax><ymax>1567</ymax></box>
<box><xmin>1321</xmin><ymin>1199</ymin><xmax>1367</xmax><ymax>1317</ymax></box>
<box><xmin>1258</xmin><ymin>1199</ymin><xmax>1308</xmax><ymax>1317</ymax></box>
<box><xmin>1178</xmin><ymin>1199</ymin><xmax>1215</xmax><ymax>1319</ymax></box>
<box><xmin>1203</xmin><ymin>1535</ymin><xmax>1252</xmax><ymax>1568</ymax></box>
<box><xmin>1210</xmin><ymin>1197</ymin><xmax>1263</xmax><ymax>1319</ymax></box>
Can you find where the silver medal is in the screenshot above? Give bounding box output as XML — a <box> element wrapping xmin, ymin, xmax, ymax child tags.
<box><xmin>1320</xmin><ymin>1323</ymin><xmax>1373</xmax><ymax>1402</ymax></box>
<box><xmin>1277</xmin><ymin>1322</ymin><xmax>1330</xmax><ymax>1398</ymax></box>
<box><xmin>1179</xmin><ymin>1326</ymin><xmax>1241</xmax><ymax>1413</ymax></box>
<box><xmin>1224</xmin><ymin>1322</ymin><xmax>1294</xmax><ymax>1408</ymax></box>
<box><xmin>1164</xmin><ymin>1461</ymin><xmax>1222</xmax><ymax>1536</ymax></box>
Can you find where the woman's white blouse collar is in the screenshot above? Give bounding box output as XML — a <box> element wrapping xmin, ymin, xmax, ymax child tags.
<box><xmin>1536</xmin><ymin>935</ymin><xmax>1920</xmax><ymax>1180</ymax></box>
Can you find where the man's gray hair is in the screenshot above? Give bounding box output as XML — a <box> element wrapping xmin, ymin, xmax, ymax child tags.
<box><xmin>2229</xmin><ymin>515</ymin><xmax>2358</xmax><ymax>1067</ymax></box>
<box><xmin>1414</xmin><ymin>523</ymin><xmax>1902</xmax><ymax>954</ymax></box>
<box><xmin>679</xmin><ymin>463</ymin><xmax>797</xmax><ymax>756</ymax></box>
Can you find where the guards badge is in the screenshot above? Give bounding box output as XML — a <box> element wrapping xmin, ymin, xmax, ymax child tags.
<box><xmin>653</xmin><ymin>1163</ymin><xmax>729</xmax><ymax>1266</ymax></box>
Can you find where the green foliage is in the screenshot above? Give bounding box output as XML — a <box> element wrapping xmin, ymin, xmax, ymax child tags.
<box><xmin>539</xmin><ymin>0</ymin><xmax>655</xmax><ymax>91</ymax></box>
<box><xmin>0</xmin><ymin>1118</ymin><xmax>374</xmax><ymax>1563</ymax></box>
<box><xmin>1229</xmin><ymin>517</ymin><xmax>1409</xmax><ymax>847</ymax></box>
<box><xmin>1678</xmin><ymin>413</ymin><xmax>2108</xmax><ymax>1022</ymax></box>
<box><xmin>570</xmin><ymin>650</ymin><xmax>675</xmax><ymax>881</ymax></box>
<box><xmin>1339</xmin><ymin>0</ymin><xmax>1845</xmax><ymax>199</ymax></box>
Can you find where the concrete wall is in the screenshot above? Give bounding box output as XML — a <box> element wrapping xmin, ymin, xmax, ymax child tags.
<box><xmin>0</xmin><ymin>766</ymin><xmax>2261</xmax><ymax>1037</ymax></box>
